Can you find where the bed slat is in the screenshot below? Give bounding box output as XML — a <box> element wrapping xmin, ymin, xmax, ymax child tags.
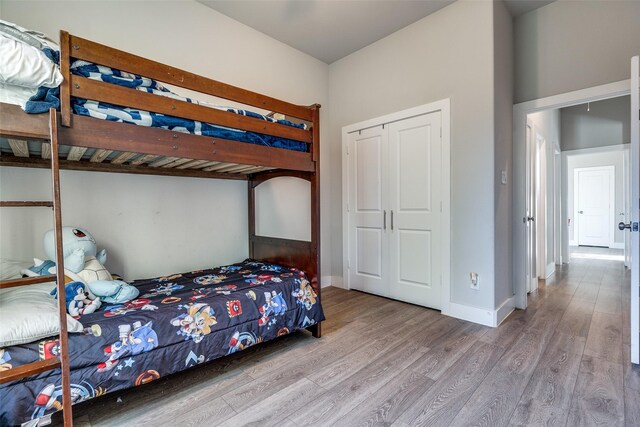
<box><xmin>211</xmin><ymin>164</ymin><xmax>254</xmax><ymax>173</ymax></box>
<box><xmin>7</xmin><ymin>139</ymin><xmax>29</xmax><ymax>157</ymax></box>
<box><xmin>65</xmin><ymin>33</ymin><xmax>315</xmax><ymax>122</ymax></box>
<box><xmin>184</xmin><ymin>161</ymin><xmax>219</xmax><ymax>170</ymax></box>
<box><xmin>90</xmin><ymin>149</ymin><xmax>113</xmax><ymax>163</ymax></box>
<box><xmin>129</xmin><ymin>154</ymin><xmax>160</xmax><ymax>166</ymax></box>
<box><xmin>203</xmin><ymin>163</ymin><xmax>237</xmax><ymax>172</ymax></box>
<box><xmin>161</xmin><ymin>158</ymin><xmax>194</xmax><ymax>169</ymax></box>
<box><xmin>110</xmin><ymin>152</ymin><xmax>137</xmax><ymax>165</ymax></box>
<box><xmin>41</xmin><ymin>143</ymin><xmax>51</xmax><ymax>159</ymax></box>
<box><xmin>176</xmin><ymin>159</ymin><xmax>208</xmax><ymax>169</ymax></box>
<box><xmin>67</xmin><ymin>146</ymin><xmax>87</xmax><ymax>161</ymax></box>
<box><xmin>149</xmin><ymin>157</ymin><xmax>179</xmax><ymax>167</ymax></box>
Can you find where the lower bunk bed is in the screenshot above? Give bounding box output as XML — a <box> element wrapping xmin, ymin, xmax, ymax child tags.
<box><xmin>0</xmin><ymin>259</ymin><xmax>324</xmax><ymax>426</ymax></box>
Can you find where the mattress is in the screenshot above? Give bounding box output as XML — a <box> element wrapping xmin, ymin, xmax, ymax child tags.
<box><xmin>0</xmin><ymin>259</ymin><xmax>324</xmax><ymax>426</ymax></box>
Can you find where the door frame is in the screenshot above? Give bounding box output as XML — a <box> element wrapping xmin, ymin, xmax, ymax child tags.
<box><xmin>535</xmin><ymin>129</ymin><xmax>547</xmax><ymax>280</ymax></box>
<box><xmin>630</xmin><ymin>56</ymin><xmax>639</xmax><ymax>365</ymax></box>
<box><xmin>342</xmin><ymin>98</ymin><xmax>451</xmax><ymax>313</ymax></box>
<box><xmin>554</xmin><ymin>147</ymin><xmax>562</xmax><ymax>266</ymax></box>
<box><xmin>513</xmin><ymin>79</ymin><xmax>631</xmax><ymax>309</ymax></box>
<box><xmin>573</xmin><ymin>165</ymin><xmax>615</xmax><ymax>248</ymax></box>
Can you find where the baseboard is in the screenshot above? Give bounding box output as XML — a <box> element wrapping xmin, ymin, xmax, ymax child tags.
<box><xmin>443</xmin><ymin>302</ymin><xmax>496</xmax><ymax>327</ymax></box>
<box><xmin>495</xmin><ymin>296</ymin><xmax>516</xmax><ymax>326</ymax></box>
<box><xmin>545</xmin><ymin>263</ymin><xmax>556</xmax><ymax>278</ymax></box>
<box><xmin>321</xmin><ymin>275</ymin><xmax>345</xmax><ymax>289</ymax></box>
<box><xmin>611</xmin><ymin>242</ymin><xmax>624</xmax><ymax>249</ymax></box>
<box><xmin>443</xmin><ymin>296</ymin><xmax>516</xmax><ymax>328</ymax></box>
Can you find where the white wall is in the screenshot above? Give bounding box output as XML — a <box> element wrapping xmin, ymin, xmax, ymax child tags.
<box><xmin>514</xmin><ymin>0</ymin><xmax>640</xmax><ymax>103</ymax></box>
<box><xmin>494</xmin><ymin>0</ymin><xmax>514</xmax><ymax>309</ymax></box>
<box><xmin>564</xmin><ymin>148</ymin><xmax>627</xmax><ymax>251</ymax></box>
<box><xmin>0</xmin><ymin>1</ymin><xmax>331</xmax><ymax>281</ymax></box>
<box><xmin>561</xmin><ymin>96</ymin><xmax>631</xmax><ymax>151</ymax></box>
<box><xmin>0</xmin><ymin>167</ymin><xmax>247</xmax><ymax>279</ymax></box>
<box><xmin>329</xmin><ymin>0</ymin><xmax>498</xmax><ymax>310</ymax></box>
<box><xmin>527</xmin><ymin>109</ymin><xmax>561</xmax><ymax>272</ymax></box>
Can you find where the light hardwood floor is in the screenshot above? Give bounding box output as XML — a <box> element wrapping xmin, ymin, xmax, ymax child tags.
<box><xmin>62</xmin><ymin>249</ymin><xmax>639</xmax><ymax>426</ymax></box>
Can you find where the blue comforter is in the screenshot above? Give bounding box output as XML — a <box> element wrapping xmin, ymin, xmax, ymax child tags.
<box><xmin>0</xmin><ymin>259</ymin><xmax>324</xmax><ymax>426</ymax></box>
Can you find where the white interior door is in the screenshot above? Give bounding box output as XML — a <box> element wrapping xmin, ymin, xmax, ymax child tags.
<box><xmin>630</xmin><ymin>56</ymin><xmax>639</xmax><ymax>365</ymax></box>
<box><xmin>525</xmin><ymin>121</ymin><xmax>537</xmax><ymax>292</ymax></box>
<box><xmin>576</xmin><ymin>166</ymin><xmax>614</xmax><ymax>247</ymax></box>
<box><xmin>347</xmin><ymin>126</ymin><xmax>389</xmax><ymax>296</ymax></box>
<box><xmin>387</xmin><ymin>112</ymin><xmax>442</xmax><ymax>309</ymax></box>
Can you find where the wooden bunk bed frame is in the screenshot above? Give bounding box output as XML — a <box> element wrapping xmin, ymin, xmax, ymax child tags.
<box><xmin>0</xmin><ymin>31</ymin><xmax>321</xmax><ymax>426</ymax></box>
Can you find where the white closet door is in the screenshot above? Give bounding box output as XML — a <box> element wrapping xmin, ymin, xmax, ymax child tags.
<box><xmin>347</xmin><ymin>126</ymin><xmax>389</xmax><ymax>296</ymax></box>
<box><xmin>388</xmin><ymin>112</ymin><xmax>442</xmax><ymax>309</ymax></box>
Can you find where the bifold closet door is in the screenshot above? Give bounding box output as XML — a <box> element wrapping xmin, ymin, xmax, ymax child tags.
<box><xmin>347</xmin><ymin>126</ymin><xmax>389</xmax><ymax>296</ymax></box>
<box><xmin>388</xmin><ymin>112</ymin><xmax>442</xmax><ymax>309</ymax></box>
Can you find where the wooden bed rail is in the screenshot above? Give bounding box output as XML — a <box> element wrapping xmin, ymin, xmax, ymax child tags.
<box><xmin>59</xmin><ymin>31</ymin><xmax>316</xmax><ymax>124</ymax></box>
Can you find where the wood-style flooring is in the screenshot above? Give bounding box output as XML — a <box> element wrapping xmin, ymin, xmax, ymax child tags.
<box><xmin>61</xmin><ymin>248</ymin><xmax>639</xmax><ymax>426</ymax></box>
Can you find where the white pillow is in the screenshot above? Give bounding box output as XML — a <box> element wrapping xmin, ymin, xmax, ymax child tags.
<box><xmin>0</xmin><ymin>82</ymin><xmax>37</xmax><ymax>108</ymax></box>
<box><xmin>0</xmin><ymin>282</ymin><xmax>84</xmax><ymax>347</ymax></box>
<box><xmin>0</xmin><ymin>35</ymin><xmax>63</xmax><ymax>89</ymax></box>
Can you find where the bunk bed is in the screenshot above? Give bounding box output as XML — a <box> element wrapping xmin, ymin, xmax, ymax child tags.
<box><xmin>0</xmin><ymin>30</ymin><xmax>323</xmax><ymax>427</ymax></box>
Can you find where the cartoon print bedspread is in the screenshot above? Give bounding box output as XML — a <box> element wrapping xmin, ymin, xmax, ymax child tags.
<box><xmin>0</xmin><ymin>259</ymin><xmax>324</xmax><ymax>426</ymax></box>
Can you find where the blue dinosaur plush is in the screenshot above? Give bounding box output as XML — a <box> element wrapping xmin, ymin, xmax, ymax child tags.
<box><xmin>51</xmin><ymin>281</ymin><xmax>101</xmax><ymax>318</ymax></box>
<box><xmin>43</xmin><ymin>227</ymin><xmax>106</xmax><ymax>274</ymax></box>
<box><xmin>29</xmin><ymin>227</ymin><xmax>139</xmax><ymax>304</ymax></box>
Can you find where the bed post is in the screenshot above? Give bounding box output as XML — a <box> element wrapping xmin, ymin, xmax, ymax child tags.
<box><xmin>308</xmin><ymin>104</ymin><xmax>321</xmax><ymax>338</ymax></box>
<box><xmin>59</xmin><ymin>31</ymin><xmax>72</xmax><ymax>127</ymax></box>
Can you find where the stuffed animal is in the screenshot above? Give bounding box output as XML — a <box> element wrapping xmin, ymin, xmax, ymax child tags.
<box><xmin>43</xmin><ymin>227</ymin><xmax>107</xmax><ymax>275</ymax></box>
<box><xmin>23</xmin><ymin>227</ymin><xmax>139</xmax><ymax>304</ymax></box>
<box><xmin>51</xmin><ymin>281</ymin><xmax>101</xmax><ymax>318</ymax></box>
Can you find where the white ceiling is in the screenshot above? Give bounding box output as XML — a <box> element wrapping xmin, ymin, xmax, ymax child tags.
<box><xmin>197</xmin><ymin>0</ymin><xmax>556</xmax><ymax>64</ymax></box>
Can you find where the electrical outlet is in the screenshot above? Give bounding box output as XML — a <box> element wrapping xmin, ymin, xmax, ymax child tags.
<box><xmin>470</xmin><ymin>272</ymin><xmax>479</xmax><ymax>290</ymax></box>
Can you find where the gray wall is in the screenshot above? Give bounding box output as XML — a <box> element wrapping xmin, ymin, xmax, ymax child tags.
<box><xmin>514</xmin><ymin>0</ymin><xmax>640</xmax><ymax>103</ymax></box>
<box><xmin>561</xmin><ymin>96</ymin><xmax>631</xmax><ymax>151</ymax></box>
<box><xmin>494</xmin><ymin>0</ymin><xmax>514</xmax><ymax>308</ymax></box>
<box><xmin>329</xmin><ymin>0</ymin><xmax>498</xmax><ymax>310</ymax></box>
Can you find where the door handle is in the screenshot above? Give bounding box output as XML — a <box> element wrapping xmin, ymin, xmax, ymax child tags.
<box><xmin>527</xmin><ymin>216</ymin><xmax>535</xmax><ymax>222</ymax></box>
<box><xmin>619</xmin><ymin>221</ymin><xmax>631</xmax><ymax>231</ymax></box>
<box><xmin>383</xmin><ymin>210</ymin><xmax>386</xmax><ymax>230</ymax></box>
<box><xmin>391</xmin><ymin>210</ymin><xmax>394</xmax><ymax>231</ymax></box>
<box><xmin>578</xmin><ymin>210</ymin><xmax>584</xmax><ymax>214</ymax></box>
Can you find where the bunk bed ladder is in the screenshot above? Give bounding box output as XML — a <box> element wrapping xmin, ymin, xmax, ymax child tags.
<box><xmin>0</xmin><ymin>109</ymin><xmax>74</xmax><ymax>426</ymax></box>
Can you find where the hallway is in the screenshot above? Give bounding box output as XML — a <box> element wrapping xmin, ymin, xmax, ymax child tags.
<box><xmin>521</xmin><ymin>246</ymin><xmax>639</xmax><ymax>425</ymax></box>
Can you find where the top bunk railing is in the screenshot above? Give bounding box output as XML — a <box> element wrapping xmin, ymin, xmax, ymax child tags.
<box><xmin>56</xmin><ymin>30</ymin><xmax>320</xmax><ymax>165</ymax></box>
